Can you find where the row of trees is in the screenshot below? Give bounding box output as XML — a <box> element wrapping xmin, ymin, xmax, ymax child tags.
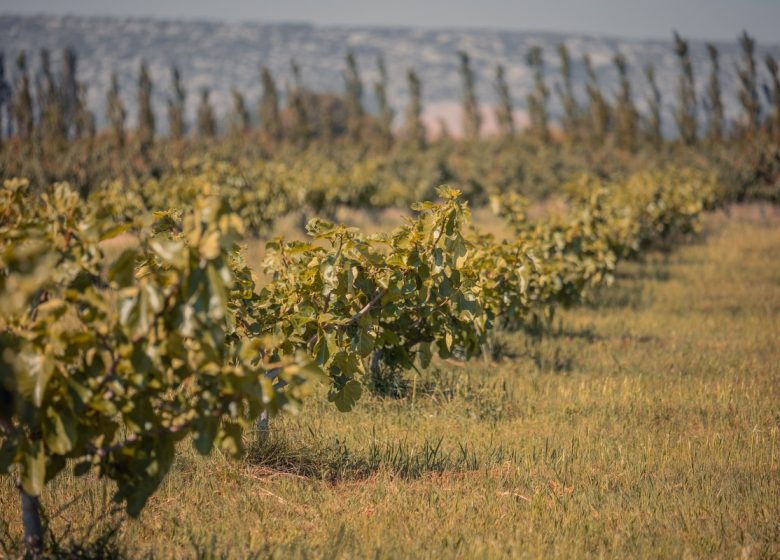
<box><xmin>0</xmin><ymin>49</ymin><xmax>94</xmax><ymax>151</ymax></box>
<box><xmin>1</xmin><ymin>165</ymin><xmax>718</xmax><ymax>553</ymax></box>
<box><xmin>1</xmin><ymin>30</ymin><xmax>780</xmax><ymax>152</ymax></box>
<box><xmin>518</xmin><ymin>31</ymin><xmax>780</xmax><ymax>148</ymax></box>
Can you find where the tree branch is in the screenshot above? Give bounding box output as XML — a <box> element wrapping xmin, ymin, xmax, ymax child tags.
<box><xmin>347</xmin><ymin>287</ymin><xmax>387</xmax><ymax>326</ymax></box>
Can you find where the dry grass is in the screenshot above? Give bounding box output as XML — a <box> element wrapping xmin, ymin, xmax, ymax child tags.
<box><xmin>1</xmin><ymin>205</ymin><xmax>778</xmax><ymax>558</ymax></box>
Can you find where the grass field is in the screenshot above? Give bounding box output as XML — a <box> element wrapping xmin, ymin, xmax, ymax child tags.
<box><xmin>1</xmin><ymin>204</ymin><xmax>779</xmax><ymax>559</ymax></box>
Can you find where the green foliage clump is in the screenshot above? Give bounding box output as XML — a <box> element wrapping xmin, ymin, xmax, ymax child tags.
<box><xmin>0</xmin><ymin>178</ymin><xmax>319</xmax><ymax>551</ymax></box>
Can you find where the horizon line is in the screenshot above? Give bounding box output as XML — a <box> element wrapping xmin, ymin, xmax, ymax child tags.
<box><xmin>1</xmin><ymin>11</ymin><xmax>778</xmax><ymax>48</ymax></box>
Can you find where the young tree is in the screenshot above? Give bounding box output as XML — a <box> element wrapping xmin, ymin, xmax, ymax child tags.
<box><xmin>196</xmin><ymin>87</ymin><xmax>217</xmax><ymax>137</ymax></box>
<box><xmin>74</xmin><ymin>82</ymin><xmax>95</xmax><ymax>140</ymax></box>
<box><xmin>374</xmin><ymin>55</ymin><xmax>394</xmax><ymax>148</ymax></box>
<box><xmin>137</xmin><ymin>60</ymin><xmax>155</xmax><ymax>151</ymax></box>
<box><xmin>259</xmin><ymin>66</ymin><xmax>283</xmax><ymax>143</ymax></box>
<box><xmin>494</xmin><ymin>64</ymin><xmax>515</xmax><ymax>137</ymax></box>
<box><xmin>526</xmin><ymin>46</ymin><xmax>550</xmax><ymax>142</ymax></box>
<box><xmin>74</xmin><ymin>82</ymin><xmax>96</xmax><ymax>198</ymax></box>
<box><xmin>343</xmin><ymin>51</ymin><xmax>364</xmax><ymax>142</ymax></box>
<box><xmin>556</xmin><ymin>43</ymin><xmax>579</xmax><ymax>141</ymax></box>
<box><xmin>0</xmin><ymin>53</ymin><xmax>10</xmax><ymax>143</ymax></box>
<box><xmin>0</xmin><ymin>186</ymin><xmax>316</xmax><ymax>555</ymax></box>
<box><xmin>613</xmin><ymin>53</ymin><xmax>639</xmax><ymax>151</ymax></box>
<box><xmin>12</xmin><ymin>52</ymin><xmax>34</xmax><ymax>141</ymax></box>
<box><xmin>765</xmin><ymin>54</ymin><xmax>780</xmax><ymax>142</ymax></box>
<box><xmin>167</xmin><ymin>66</ymin><xmax>186</xmax><ymax>139</ymax></box>
<box><xmin>59</xmin><ymin>47</ymin><xmax>79</xmax><ymax>137</ymax></box>
<box><xmin>673</xmin><ymin>32</ymin><xmax>697</xmax><ymax>145</ymax></box>
<box><xmin>458</xmin><ymin>51</ymin><xmax>481</xmax><ymax>141</ymax></box>
<box><xmin>316</xmin><ymin>94</ymin><xmax>337</xmax><ymax>145</ymax></box>
<box><xmin>736</xmin><ymin>30</ymin><xmax>761</xmax><ymax>136</ymax></box>
<box><xmin>584</xmin><ymin>53</ymin><xmax>610</xmax><ymax>145</ymax></box>
<box><xmin>229</xmin><ymin>87</ymin><xmax>251</xmax><ymax>137</ymax></box>
<box><xmin>704</xmin><ymin>44</ymin><xmax>725</xmax><ymax>143</ymax></box>
<box><xmin>404</xmin><ymin>68</ymin><xmax>426</xmax><ymax>149</ymax></box>
<box><xmin>106</xmin><ymin>73</ymin><xmax>126</xmax><ymax>150</ymax></box>
<box><xmin>288</xmin><ymin>59</ymin><xmax>310</xmax><ymax>147</ymax></box>
<box><xmin>37</xmin><ymin>49</ymin><xmax>65</xmax><ymax>148</ymax></box>
<box><xmin>643</xmin><ymin>64</ymin><xmax>663</xmax><ymax>150</ymax></box>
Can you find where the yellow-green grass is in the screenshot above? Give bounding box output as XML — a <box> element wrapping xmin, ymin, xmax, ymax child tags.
<box><xmin>1</xmin><ymin>205</ymin><xmax>779</xmax><ymax>559</ymax></box>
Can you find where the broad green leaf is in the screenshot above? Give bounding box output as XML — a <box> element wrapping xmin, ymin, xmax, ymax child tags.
<box><xmin>15</xmin><ymin>350</ymin><xmax>55</xmax><ymax>407</ymax></box>
<box><xmin>206</xmin><ymin>264</ymin><xmax>228</xmax><ymax>321</ymax></box>
<box><xmin>44</xmin><ymin>407</ymin><xmax>77</xmax><ymax>455</ymax></box>
<box><xmin>194</xmin><ymin>416</ymin><xmax>219</xmax><ymax>455</ymax></box>
<box><xmin>328</xmin><ymin>380</ymin><xmax>362</xmax><ymax>412</ymax></box>
<box><xmin>357</xmin><ymin>327</ymin><xmax>375</xmax><ymax>358</ymax></box>
<box><xmin>313</xmin><ymin>333</ymin><xmax>330</xmax><ymax>365</ymax></box>
<box><xmin>100</xmin><ymin>223</ymin><xmax>129</xmax><ymax>241</ymax></box>
<box><xmin>199</xmin><ymin>230</ymin><xmax>221</xmax><ymax>260</ymax></box>
<box><xmin>21</xmin><ymin>441</ymin><xmax>46</xmax><ymax>496</ymax></box>
<box><xmin>108</xmin><ymin>249</ymin><xmax>138</xmax><ymax>288</ymax></box>
<box><xmin>0</xmin><ymin>440</ymin><xmax>16</xmax><ymax>474</ymax></box>
<box><xmin>417</xmin><ymin>343</ymin><xmax>433</xmax><ymax>369</ymax></box>
<box><xmin>149</xmin><ymin>239</ymin><xmax>186</xmax><ymax>268</ymax></box>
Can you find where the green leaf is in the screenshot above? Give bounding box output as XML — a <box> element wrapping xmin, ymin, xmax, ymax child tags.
<box><xmin>194</xmin><ymin>416</ymin><xmax>219</xmax><ymax>455</ymax></box>
<box><xmin>123</xmin><ymin>438</ymin><xmax>176</xmax><ymax>518</ymax></box>
<box><xmin>21</xmin><ymin>441</ymin><xmax>45</xmax><ymax>496</ymax></box>
<box><xmin>44</xmin><ymin>407</ymin><xmax>77</xmax><ymax>455</ymax></box>
<box><xmin>143</xmin><ymin>283</ymin><xmax>164</xmax><ymax>315</ymax></box>
<box><xmin>149</xmin><ymin>239</ymin><xmax>186</xmax><ymax>268</ymax></box>
<box><xmin>313</xmin><ymin>333</ymin><xmax>330</xmax><ymax>365</ymax></box>
<box><xmin>417</xmin><ymin>343</ymin><xmax>433</xmax><ymax>369</ymax></box>
<box><xmin>357</xmin><ymin>327</ymin><xmax>375</xmax><ymax>358</ymax></box>
<box><xmin>0</xmin><ymin>439</ymin><xmax>16</xmax><ymax>474</ymax></box>
<box><xmin>74</xmin><ymin>461</ymin><xmax>92</xmax><ymax>477</ymax></box>
<box><xmin>100</xmin><ymin>223</ymin><xmax>129</xmax><ymax>241</ymax></box>
<box><xmin>199</xmin><ymin>230</ymin><xmax>221</xmax><ymax>260</ymax></box>
<box><xmin>15</xmin><ymin>350</ymin><xmax>55</xmax><ymax>407</ymax></box>
<box><xmin>452</xmin><ymin>238</ymin><xmax>468</xmax><ymax>269</ymax></box>
<box><xmin>439</xmin><ymin>277</ymin><xmax>453</xmax><ymax>297</ymax></box>
<box><xmin>328</xmin><ymin>380</ymin><xmax>362</xmax><ymax>412</ymax></box>
<box><xmin>206</xmin><ymin>264</ymin><xmax>228</xmax><ymax>321</ymax></box>
<box><xmin>36</xmin><ymin>298</ymin><xmax>67</xmax><ymax>319</ymax></box>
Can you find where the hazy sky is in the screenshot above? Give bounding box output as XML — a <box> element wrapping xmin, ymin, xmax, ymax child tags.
<box><xmin>2</xmin><ymin>0</ymin><xmax>779</xmax><ymax>43</ymax></box>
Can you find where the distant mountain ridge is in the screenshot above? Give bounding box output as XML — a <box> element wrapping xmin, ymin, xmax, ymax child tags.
<box><xmin>1</xmin><ymin>14</ymin><xmax>779</xmax><ymax>136</ymax></box>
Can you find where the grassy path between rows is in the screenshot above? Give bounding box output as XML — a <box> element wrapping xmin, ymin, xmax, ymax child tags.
<box><xmin>2</xmin><ymin>205</ymin><xmax>779</xmax><ymax>558</ymax></box>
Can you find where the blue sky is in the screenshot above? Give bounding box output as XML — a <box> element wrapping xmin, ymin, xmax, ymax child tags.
<box><xmin>2</xmin><ymin>0</ymin><xmax>779</xmax><ymax>43</ymax></box>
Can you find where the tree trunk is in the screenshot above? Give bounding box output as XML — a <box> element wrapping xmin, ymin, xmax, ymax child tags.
<box><xmin>370</xmin><ymin>350</ymin><xmax>382</xmax><ymax>380</ymax></box>
<box><xmin>256</xmin><ymin>366</ymin><xmax>285</xmax><ymax>445</ymax></box>
<box><xmin>256</xmin><ymin>411</ymin><xmax>269</xmax><ymax>445</ymax></box>
<box><xmin>20</xmin><ymin>487</ymin><xmax>43</xmax><ymax>555</ymax></box>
